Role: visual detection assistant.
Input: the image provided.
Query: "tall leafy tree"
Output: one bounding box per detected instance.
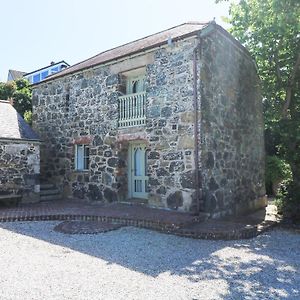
[0,81,16,99]
[218,0,300,213]
[0,78,32,123]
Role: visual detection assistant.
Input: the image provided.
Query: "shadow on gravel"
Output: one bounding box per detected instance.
[0,222,299,299]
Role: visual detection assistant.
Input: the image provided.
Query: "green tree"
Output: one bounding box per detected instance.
[0,81,16,99]
[218,0,300,215]
[0,78,32,123]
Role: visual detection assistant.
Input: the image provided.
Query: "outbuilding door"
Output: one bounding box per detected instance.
[128,142,148,199]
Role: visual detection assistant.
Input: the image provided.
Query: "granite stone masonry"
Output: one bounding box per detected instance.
[199,30,266,217]
[0,100,40,203]
[0,141,40,203]
[32,22,266,217]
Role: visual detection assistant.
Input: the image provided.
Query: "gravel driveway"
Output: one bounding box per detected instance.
[0,222,299,300]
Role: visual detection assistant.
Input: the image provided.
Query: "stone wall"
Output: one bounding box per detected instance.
[0,140,40,203]
[32,27,266,216]
[199,29,266,217]
[32,37,198,211]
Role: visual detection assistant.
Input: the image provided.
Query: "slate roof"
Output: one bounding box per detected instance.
[38,22,209,84]
[8,69,27,81]
[0,100,40,141]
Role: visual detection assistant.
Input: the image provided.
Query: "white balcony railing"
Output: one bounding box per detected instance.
[118,92,146,128]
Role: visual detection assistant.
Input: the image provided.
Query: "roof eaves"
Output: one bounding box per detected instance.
[32,24,208,87]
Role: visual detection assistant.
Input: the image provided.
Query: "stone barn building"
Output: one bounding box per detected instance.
[32,22,266,217]
[0,100,40,203]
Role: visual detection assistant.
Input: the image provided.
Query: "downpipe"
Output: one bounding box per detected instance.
[193,44,201,214]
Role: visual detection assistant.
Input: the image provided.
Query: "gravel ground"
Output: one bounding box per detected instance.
[0,222,299,300]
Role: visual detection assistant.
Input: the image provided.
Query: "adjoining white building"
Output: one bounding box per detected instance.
[7,61,70,84]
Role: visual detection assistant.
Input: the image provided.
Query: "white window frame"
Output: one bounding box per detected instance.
[26,76,33,83]
[75,144,89,171]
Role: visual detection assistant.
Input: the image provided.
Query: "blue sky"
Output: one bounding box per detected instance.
[0,0,230,82]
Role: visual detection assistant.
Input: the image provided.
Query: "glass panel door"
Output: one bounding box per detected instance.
[128,143,148,199]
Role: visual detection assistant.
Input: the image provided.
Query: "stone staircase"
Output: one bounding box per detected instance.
[40,183,62,202]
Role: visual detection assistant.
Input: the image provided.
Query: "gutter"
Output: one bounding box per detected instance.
[192,22,216,214]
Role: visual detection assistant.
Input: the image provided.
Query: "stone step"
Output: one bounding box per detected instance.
[40,194,62,202]
[40,183,55,190]
[40,189,60,196]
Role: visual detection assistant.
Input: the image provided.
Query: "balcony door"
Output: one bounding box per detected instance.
[126,75,145,94]
[128,142,148,199]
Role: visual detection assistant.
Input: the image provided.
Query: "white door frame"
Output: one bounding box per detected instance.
[128,142,148,199]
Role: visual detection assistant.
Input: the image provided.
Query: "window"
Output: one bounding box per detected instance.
[33,73,40,83]
[41,71,48,80]
[65,93,70,112]
[51,66,59,74]
[75,145,89,171]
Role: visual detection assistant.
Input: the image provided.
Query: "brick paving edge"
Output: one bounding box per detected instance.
[0,214,278,240]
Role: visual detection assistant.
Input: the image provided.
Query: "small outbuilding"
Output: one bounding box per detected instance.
[0,100,40,203]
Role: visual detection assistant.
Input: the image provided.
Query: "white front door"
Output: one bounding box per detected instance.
[128,143,148,199]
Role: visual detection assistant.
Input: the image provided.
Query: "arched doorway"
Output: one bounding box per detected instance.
[128,142,148,199]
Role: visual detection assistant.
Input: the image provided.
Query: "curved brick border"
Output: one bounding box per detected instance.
[0,213,278,240]
[54,221,124,234]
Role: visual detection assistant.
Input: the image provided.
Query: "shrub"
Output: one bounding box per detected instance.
[24,110,32,125]
[265,155,292,196]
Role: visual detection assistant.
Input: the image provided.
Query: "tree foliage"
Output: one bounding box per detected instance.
[0,78,32,123]
[265,155,292,195]
[218,0,300,215]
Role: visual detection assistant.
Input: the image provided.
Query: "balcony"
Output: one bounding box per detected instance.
[118,92,146,128]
